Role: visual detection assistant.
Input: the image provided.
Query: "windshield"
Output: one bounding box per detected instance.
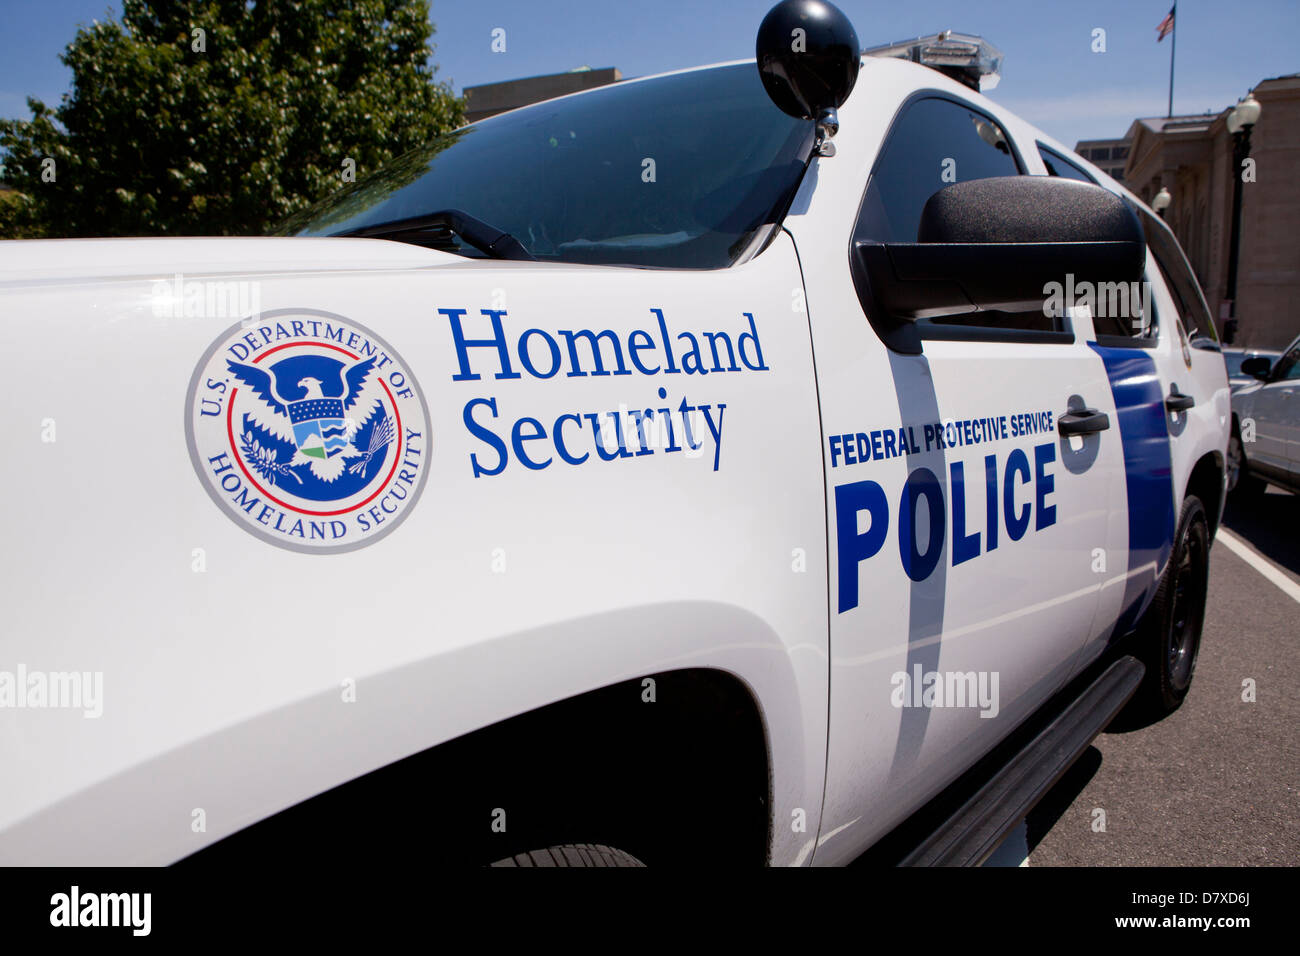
[280,63,813,268]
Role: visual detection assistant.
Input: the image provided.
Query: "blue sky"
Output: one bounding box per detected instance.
[0,0,1294,146]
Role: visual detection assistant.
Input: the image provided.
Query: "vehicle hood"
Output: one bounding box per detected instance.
[0,236,473,285]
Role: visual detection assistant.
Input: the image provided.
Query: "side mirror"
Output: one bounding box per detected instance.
[853,177,1146,322]
[1240,356,1272,380]
[756,0,859,152]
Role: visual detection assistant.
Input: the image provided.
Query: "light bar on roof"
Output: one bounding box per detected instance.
[863,31,1004,92]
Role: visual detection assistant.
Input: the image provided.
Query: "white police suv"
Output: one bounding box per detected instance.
[0,1,1230,867]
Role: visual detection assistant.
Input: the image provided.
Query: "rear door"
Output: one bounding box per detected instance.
[1036,145,1229,663]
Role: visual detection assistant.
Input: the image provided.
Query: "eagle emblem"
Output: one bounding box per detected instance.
[186,311,431,554]
[227,354,393,484]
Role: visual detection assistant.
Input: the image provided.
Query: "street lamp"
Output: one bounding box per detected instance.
[1224,93,1262,343]
[1152,187,1172,218]
[1226,93,1262,135]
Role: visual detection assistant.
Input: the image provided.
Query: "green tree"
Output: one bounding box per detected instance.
[0,0,463,238]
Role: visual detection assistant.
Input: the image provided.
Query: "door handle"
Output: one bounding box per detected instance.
[1165,388,1195,412]
[1058,408,1110,436]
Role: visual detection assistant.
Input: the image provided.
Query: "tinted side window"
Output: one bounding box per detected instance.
[1032,159,1155,343]
[853,97,1058,339]
[1051,162,1156,342]
[1089,282,1158,341]
[1273,345,1300,381]
[1038,145,1094,184]
[1135,204,1219,343]
[856,96,1022,243]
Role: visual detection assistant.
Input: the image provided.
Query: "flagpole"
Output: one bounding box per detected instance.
[1168,5,1176,118]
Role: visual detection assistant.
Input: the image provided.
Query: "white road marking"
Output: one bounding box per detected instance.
[1215,528,1300,604]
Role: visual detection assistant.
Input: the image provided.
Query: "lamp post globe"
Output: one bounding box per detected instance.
[1230,93,1262,133]
[1152,187,1172,217]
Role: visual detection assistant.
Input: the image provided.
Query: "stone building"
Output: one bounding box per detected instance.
[463,67,622,124]
[1074,137,1130,184]
[1120,75,1300,350]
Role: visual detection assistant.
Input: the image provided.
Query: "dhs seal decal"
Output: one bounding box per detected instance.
[186,310,430,553]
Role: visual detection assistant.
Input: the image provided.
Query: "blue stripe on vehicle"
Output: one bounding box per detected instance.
[1088,344,1176,640]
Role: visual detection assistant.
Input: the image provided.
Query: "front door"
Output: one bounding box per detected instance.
[800,92,1123,862]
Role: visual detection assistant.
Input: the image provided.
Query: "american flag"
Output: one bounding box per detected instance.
[1157,4,1176,42]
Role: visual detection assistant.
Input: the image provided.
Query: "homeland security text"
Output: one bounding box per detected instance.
[441,307,769,476]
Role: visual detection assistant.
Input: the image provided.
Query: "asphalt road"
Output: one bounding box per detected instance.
[1018,484,1299,866]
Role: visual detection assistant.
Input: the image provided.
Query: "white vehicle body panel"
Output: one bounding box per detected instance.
[0,234,828,864]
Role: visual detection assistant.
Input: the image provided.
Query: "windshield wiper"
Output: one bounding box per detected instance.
[337,209,535,261]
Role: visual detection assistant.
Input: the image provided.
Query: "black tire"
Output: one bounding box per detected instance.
[1228,424,1266,496]
[489,843,646,867]
[1124,494,1210,718]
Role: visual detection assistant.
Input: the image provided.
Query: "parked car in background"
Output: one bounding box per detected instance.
[1223,347,1282,393]
[1229,334,1300,494]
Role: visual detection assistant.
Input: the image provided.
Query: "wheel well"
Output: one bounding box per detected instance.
[1187,450,1224,537]
[177,668,771,867]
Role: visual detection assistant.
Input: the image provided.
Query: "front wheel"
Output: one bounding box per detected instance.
[1125,494,1210,718]
[490,844,646,867]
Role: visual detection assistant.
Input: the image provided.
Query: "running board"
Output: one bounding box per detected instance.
[899,655,1145,867]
